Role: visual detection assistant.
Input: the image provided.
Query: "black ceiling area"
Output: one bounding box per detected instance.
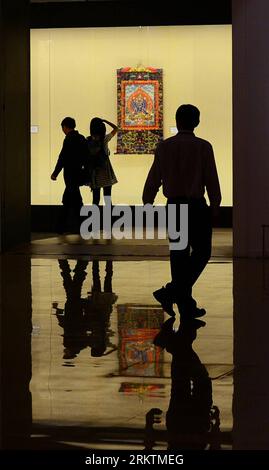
[30,0,232,29]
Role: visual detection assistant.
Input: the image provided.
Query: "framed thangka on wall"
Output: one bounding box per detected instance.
[116,67,163,154]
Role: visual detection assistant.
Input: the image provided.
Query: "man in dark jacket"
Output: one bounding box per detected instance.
[51,117,89,233]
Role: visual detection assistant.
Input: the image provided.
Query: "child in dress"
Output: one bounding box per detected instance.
[87,117,118,205]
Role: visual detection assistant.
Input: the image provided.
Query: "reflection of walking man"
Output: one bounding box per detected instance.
[55,259,89,359]
[149,318,221,450]
[143,105,221,318]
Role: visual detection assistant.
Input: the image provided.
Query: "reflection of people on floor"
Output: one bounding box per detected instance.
[88,260,118,356]
[144,318,221,450]
[52,260,117,359]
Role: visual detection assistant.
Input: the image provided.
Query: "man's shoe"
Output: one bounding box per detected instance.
[153,318,175,348]
[193,318,206,328]
[180,317,206,328]
[192,307,206,318]
[153,287,176,317]
[179,303,206,319]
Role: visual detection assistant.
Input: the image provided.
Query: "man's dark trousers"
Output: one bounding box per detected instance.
[58,185,83,233]
[166,197,212,312]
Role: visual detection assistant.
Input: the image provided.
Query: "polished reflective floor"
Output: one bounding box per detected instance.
[2,230,269,451]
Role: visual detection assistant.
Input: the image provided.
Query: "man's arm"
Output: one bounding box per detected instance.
[204,143,222,210]
[51,144,65,180]
[142,150,162,204]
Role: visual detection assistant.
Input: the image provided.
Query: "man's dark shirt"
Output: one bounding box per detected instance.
[52,130,89,186]
[143,131,221,208]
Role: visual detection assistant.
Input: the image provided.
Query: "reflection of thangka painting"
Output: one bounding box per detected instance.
[117,67,163,154]
[119,383,165,398]
[117,304,164,378]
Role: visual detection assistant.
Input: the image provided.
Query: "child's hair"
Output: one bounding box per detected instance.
[90,117,106,140]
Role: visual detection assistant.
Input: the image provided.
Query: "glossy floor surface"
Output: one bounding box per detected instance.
[1,230,269,450]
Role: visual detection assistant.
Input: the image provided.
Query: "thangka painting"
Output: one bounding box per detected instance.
[117,303,164,377]
[117,67,163,154]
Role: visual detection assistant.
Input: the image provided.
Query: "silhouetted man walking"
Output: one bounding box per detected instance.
[51,117,89,233]
[143,105,221,318]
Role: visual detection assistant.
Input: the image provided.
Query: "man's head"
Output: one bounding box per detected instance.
[90,117,106,140]
[175,104,200,131]
[61,117,76,135]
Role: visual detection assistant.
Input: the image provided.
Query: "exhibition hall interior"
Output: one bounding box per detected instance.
[1,0,269,453]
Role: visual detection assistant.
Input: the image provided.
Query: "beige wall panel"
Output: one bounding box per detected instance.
[31,25,232,206]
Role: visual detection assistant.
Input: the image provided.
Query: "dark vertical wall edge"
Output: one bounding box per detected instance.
[0,254,32,449]
[0,1,4,252]
[0,0,30,251]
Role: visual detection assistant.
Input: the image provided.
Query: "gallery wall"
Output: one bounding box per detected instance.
[31,25,232,206]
